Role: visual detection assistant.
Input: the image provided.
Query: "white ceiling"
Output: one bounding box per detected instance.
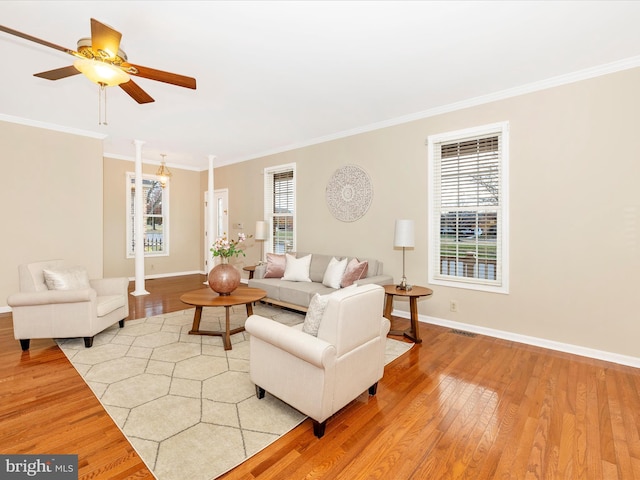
[1,1,640,171]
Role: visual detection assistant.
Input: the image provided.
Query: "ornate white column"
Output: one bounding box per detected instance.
[131,140,149,296]
[206,155,216,275]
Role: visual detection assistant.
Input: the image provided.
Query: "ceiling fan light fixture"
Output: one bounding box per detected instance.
[73,58,129,86]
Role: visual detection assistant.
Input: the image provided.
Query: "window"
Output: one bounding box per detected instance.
[264,164,296,254]
[427,122,509,293]
[126,172,169,257]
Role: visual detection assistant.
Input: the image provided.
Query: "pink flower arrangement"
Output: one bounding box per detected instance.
[210,233,251,259]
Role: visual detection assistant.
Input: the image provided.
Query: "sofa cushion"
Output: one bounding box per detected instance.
[264,253,287,278]
[43,266,91,291]
[322,257,348,289]
[283,254,312,282]
[341,258,369,287]
[302,293,331,336]
[248,277,282,299]
[308,254,334,283]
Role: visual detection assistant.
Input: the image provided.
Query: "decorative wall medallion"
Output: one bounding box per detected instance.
[325,164,373,222]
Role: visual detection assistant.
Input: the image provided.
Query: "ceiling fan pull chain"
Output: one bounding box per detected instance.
[98,83,108,126]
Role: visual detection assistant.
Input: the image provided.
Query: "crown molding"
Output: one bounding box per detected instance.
[229,55,640,165]
[0,113,107,139]
[103,152,202,172]
[4,56,640,169]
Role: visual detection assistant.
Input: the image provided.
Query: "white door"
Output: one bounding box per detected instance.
[204,189,229,272]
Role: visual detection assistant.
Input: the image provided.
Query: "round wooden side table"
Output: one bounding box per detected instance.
[383,284,433,343]
[243,265,256,280]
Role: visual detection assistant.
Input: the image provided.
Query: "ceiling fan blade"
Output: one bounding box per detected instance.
[125,63,197,89]
[0,24,77,56]
[34,65,81,80]
[120,79,155,104]
[90,18,122,59]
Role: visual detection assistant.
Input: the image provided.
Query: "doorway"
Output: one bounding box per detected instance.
[204,189,228,272]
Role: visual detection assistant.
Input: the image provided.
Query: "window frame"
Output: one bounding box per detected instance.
[263,163,296,255]
[126,171,170,258]
[427,122,509,294]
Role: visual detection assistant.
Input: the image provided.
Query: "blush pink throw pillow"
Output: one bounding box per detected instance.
[264,253,287,278]
[340,258,368,287]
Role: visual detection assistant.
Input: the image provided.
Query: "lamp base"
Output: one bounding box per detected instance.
[396,277,412,291]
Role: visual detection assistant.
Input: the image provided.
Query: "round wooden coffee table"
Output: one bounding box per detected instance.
[383,284,433,343]
[180,285,266,350]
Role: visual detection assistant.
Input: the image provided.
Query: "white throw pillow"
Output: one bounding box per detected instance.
[43,266,91,290]
[302,292,330,336]
[282,253,312,282]
[322,257,348,289]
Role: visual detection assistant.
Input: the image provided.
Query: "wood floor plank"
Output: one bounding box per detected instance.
[2,274,640,480]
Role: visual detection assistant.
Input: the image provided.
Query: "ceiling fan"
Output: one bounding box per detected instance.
[0,18,197,104]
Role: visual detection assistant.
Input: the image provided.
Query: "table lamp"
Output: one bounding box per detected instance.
[394,219,414,291]
[255,221,269,264]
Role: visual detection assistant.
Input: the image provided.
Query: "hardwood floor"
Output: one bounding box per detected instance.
[2,275,639,479]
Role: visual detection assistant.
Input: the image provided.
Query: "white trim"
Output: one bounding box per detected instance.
[264,163,297,254]
[216,56,640,167]
[427,121,510,294]
[127,270,204,281]
[5,56,640,170]
[0,113,107,139]
[125,171,170,259]
[0,306,11,314]
[104,152,203,172]
[392,309,640,369]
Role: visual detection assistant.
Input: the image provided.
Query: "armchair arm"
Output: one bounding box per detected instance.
[90,277,129,296]
[7,288,96,307]
[245,315,336,368]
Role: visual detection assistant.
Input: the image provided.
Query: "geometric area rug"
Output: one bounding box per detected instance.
[57,303,413,480]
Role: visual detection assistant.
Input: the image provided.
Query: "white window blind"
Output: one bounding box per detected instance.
[428,122,509,293]
[264,164,296,254]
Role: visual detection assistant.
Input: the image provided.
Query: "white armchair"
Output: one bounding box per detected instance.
[7,260,129,350]
[245,283,390,438]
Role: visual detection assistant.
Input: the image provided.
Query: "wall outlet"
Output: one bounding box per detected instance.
[233,222,244,229]
[450,300,458,312]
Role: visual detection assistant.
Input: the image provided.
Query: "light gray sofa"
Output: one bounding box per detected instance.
[247,252,393,312]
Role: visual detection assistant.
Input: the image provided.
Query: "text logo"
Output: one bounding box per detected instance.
[1,455,78,479]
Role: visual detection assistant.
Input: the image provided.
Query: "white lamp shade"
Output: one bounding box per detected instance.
[394,219,415,247]
[255,221,269,240]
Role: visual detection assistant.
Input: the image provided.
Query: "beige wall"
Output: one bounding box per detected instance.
[213,67,640,359]
[2,67,638,360]
[0,121,104,307]
[103,156,203,278]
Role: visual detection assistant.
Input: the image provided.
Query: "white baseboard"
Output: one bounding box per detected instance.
[393,309,640,369]
[128,270,250,282]
[127,270,205,281]
[1,271,208,312]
